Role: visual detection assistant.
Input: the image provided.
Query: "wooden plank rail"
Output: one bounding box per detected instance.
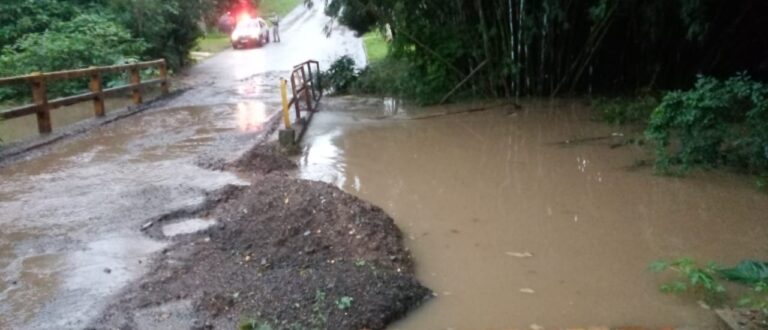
[0,59,169,134]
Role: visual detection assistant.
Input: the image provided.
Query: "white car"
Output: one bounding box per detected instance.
[231,18,270,49]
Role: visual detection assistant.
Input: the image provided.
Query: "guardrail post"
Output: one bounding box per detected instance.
[89,71,105,117]
[306,64,317,105]
[280,79,291,129]
[159,60,170,95]
[130,66,142,104]
[278,78,296,149]
[300,66,312,112]
[313,61,322,100]
[291,72,301,122]
[31,73,52,134]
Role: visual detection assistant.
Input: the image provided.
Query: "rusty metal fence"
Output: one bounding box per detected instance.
[0,59,169,134]
[280,60,322,129]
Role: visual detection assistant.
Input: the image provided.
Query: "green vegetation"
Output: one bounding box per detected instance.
[309,289,329,328]
[649,258,726,304]
[196,31,232,54]
[645,74,768,181]
[321,55,438,103]
[592,96,659,125]
[362,32,387,63]
[651,258,768,323]
[324,0,766,103]
[0,0,216,102]
[335,296,353,310]
[240,320,274,330]
[0,13,145,100]
[239,289,360,329]
[319,56,358,94]
[259,0,303,18]
[0,0,311,101]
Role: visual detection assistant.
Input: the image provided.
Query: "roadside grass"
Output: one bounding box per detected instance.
[259,0,303,18]
[362,31,388,63]
[196,31,231,54]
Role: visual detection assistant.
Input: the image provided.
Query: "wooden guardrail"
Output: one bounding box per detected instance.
[0,59,169,134]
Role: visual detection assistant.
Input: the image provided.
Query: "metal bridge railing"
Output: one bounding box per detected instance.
[280,60,322,130]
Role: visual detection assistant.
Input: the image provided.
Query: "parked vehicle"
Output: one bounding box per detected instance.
[231,17,270,49]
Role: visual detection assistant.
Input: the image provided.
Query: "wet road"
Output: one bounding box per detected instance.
[0,4,363,329]
[298,98,768,329]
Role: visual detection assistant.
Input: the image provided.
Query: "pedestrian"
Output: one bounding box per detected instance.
[270,13,281,43]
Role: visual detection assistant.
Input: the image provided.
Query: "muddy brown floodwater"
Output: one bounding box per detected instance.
[0,94,160,144]
[298,97,768,329]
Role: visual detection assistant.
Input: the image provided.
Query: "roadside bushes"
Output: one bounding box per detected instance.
[319,55,358,94]
[592,96,659,125]
[321,56,444,104]
[107,0,205,70]
[0,0,81,49]
[0,14,145,101]
[650,258,768,323]
[645,74,768,179]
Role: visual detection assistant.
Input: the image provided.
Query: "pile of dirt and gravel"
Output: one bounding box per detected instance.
[196,143,297,177]
[229,144,298,175]
[91,154,431,329]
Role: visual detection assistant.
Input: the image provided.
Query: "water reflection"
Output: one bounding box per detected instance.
[383,97,402,117]
[299,127,346,188]
[236,101,270,132]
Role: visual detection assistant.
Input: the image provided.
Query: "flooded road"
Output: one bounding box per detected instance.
[0,97,140,143]
[0,3,364,329]
[0,104,271,328]
[298,98,768,329]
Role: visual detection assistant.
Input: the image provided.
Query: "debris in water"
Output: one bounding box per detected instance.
[505,251,534,258]
[103,268,112,274]
[530,323,544,330]
[141,221,153,230]
[519,288,536,294]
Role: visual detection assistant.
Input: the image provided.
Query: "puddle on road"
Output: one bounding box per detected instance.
[0,102,276,329]
[298,98,768,329]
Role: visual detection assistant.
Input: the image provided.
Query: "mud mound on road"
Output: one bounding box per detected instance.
[92,174,431,330]
[196,143,297,176]
[229,143,297,175]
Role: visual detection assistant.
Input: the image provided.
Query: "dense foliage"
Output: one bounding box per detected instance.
[325,0,768,102]
[0,0,251,102]
[319,56,358,94]
[651,258,768,322]
[0,0,209,72]
[0,10,147,100]
[645,75,768,177]
[592,96,659,125]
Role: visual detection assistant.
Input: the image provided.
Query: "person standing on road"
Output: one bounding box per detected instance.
[270,13,281,43]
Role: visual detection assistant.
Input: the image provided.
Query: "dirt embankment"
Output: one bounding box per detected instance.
[91,145,431,329]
